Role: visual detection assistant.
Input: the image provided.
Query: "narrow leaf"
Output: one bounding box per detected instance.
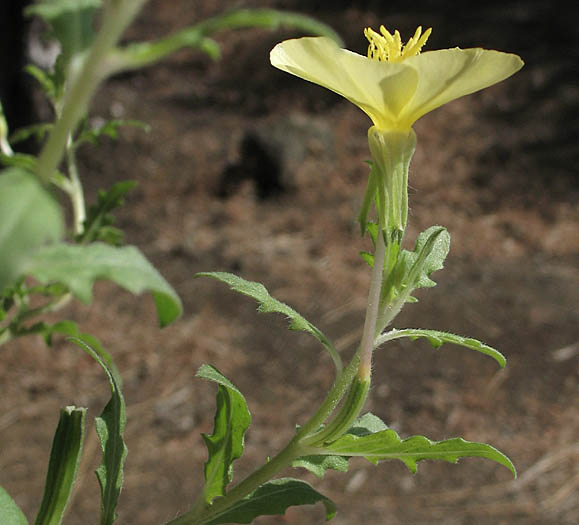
[196,272,341,372]
[322,430,516,477]
[69,337,127,524]
[205,478,336,524]
[0,169,63,293]
[109,8,342,72]
[27,242,182,327]
[0,486,28,525]
[376,328,506,368]
[196,365,251,504]
[35,406,86,525]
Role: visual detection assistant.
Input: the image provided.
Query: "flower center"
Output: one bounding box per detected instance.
[364,26,432,63]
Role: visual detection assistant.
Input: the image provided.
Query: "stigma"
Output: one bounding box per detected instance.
[364,26,432,62]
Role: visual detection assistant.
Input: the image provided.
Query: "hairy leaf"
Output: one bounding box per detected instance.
[197,365,251,504]
[321,430,516,477]
[0,486,28,525]
[294,413,388,478]
[70,336,127,524]
[196,272,341,371]
[377,328,506,368]
[35,406,86,525]
[0,169,63,293]
[27,242,182,327]
[205,478,336,524]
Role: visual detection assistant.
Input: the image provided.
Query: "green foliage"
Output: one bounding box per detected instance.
[70,336,127,525]
[0,486,28,525]
[9,122,54,146]
[204,478,336,524]
[109,8,343,72]
[196,272,341,371]
[34,406,86,525]
[26,242,182,327]
[197,365,251,505]
[0,169,63,293]
[294,413,387,478]
[78,181,137,245]
[377,328,506,368]
[74,119,150,148]
[322,430,516,477]
[26,0,102,65]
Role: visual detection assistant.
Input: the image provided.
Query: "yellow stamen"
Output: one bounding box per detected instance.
[365,25,432,63]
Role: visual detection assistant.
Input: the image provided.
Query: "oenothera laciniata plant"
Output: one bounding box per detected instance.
[173,26,523,523]
[0,1,343,524]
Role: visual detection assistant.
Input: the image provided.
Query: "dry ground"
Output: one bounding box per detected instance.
[1,1,578,524]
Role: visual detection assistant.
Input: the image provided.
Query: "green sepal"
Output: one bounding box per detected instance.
[0,169,63,293]
[26,242,182,327]
[377,328,506,368]
[203,478,336,523]
[196,365,251,505]
[196,272,341,372]
[0,486,28,525]
[322,430,516,477]
[69,335,127,524]
[34,406,86,525]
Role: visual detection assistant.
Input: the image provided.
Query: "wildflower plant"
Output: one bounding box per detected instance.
[0,1,523,523]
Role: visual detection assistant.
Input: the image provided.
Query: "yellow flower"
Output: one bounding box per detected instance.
[270,27,523,132]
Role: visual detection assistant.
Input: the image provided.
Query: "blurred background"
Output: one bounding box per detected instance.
[1,1,578,523]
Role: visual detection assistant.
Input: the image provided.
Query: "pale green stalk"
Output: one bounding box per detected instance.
[37,0,150,184]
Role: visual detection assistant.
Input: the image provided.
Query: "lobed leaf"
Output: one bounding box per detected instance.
[196,365,251,504]
[321,430,516,477]
[376,328,506,368]
[26,242,182,327]
[204,478,336,524]
[70,336,127,525]
[196,272,341,371]
[0,486,28,525]
[35,406,86,525]
[0,169,63,293]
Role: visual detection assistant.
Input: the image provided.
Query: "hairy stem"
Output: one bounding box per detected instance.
[358,230,386,379]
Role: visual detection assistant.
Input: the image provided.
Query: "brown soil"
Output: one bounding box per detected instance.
[1,2,578,524]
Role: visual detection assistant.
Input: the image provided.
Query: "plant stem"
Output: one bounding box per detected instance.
[36,0,149,184]
[357,230,386,379]
[66,140,86,235]
[168,437,304,525]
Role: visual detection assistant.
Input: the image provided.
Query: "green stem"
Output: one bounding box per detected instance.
[357,230,386,379]
[168,437,305,525]
[36,0,149,184]
[66,140,86,235]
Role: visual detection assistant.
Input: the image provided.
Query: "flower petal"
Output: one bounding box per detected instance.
[270,37,419,129]
[402,48,524,127]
